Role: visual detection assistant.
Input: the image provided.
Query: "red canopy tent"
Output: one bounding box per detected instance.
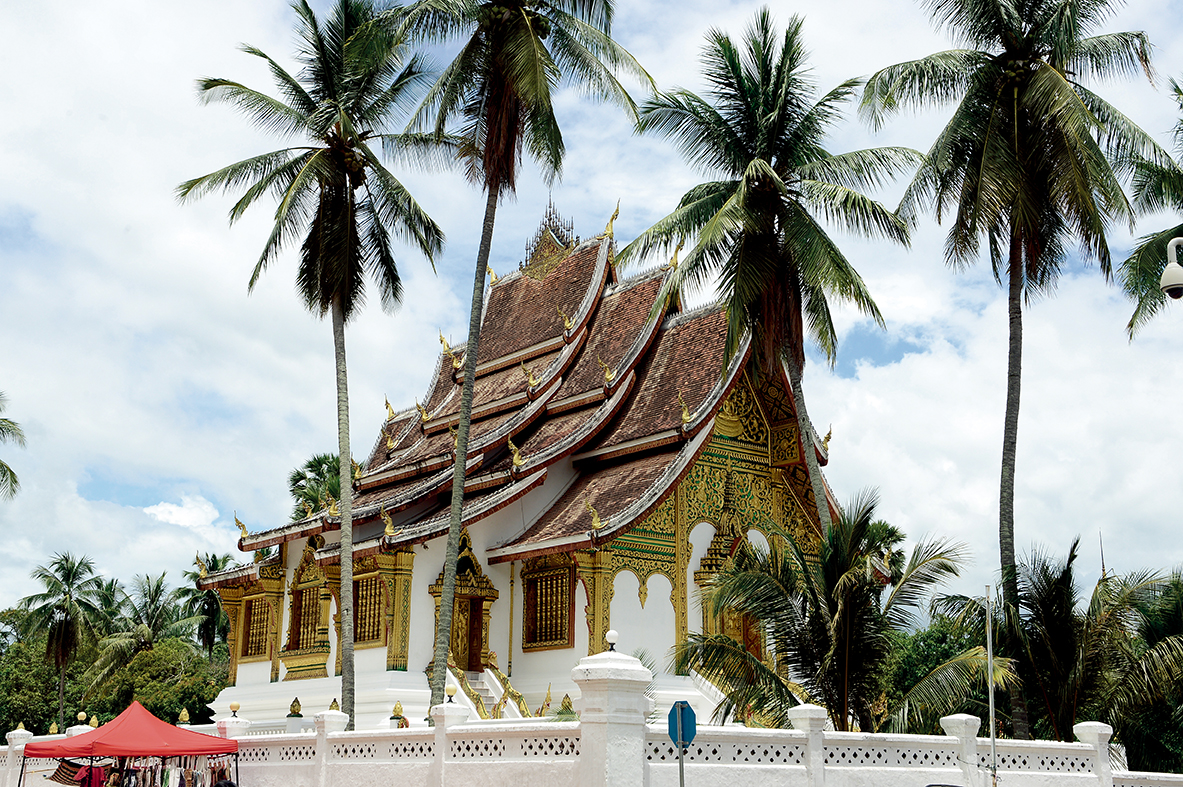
[24,702,238,757]
[21,702,238,787]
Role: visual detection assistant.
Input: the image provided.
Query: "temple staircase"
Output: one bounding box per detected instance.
[466,672,497,712]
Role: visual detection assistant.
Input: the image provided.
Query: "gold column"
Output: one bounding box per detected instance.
[385,549,414,671]
[507,561,514,677]
[221,589,244,686]
[575,549,613,655]
[674,486,689,651]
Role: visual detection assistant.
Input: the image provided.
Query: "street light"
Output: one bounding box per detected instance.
[1159,238,1183,299]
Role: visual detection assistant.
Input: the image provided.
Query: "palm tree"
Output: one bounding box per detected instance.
[676,489,976,731]
[18,552,103,729]
[619,9,918,534]
[86,573,198,693]
[392,0,650,708]
[287,452,363,520]
[92,578,127,639]
[178,0,445,726]
[178,553,236,658]
[0,391,26,500]
[861,0,1162,737]
[1119,78,1183,335]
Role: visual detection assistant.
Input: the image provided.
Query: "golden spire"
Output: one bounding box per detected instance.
[235,512,248,539]
[329,699,340,711]
[823,425,832,451]
[585,497,605,531]
[16,722,24,730]
[507,435,524,468]
[392,701,403,717]
[385,396,396,422]
[48,722,57,735]
[327,493,339,517]
[289,697,301,716]
[602,200,620,240]
[520,361,539,388]
[89,715,98,728]
[177,708,190,724]
[678,390,692,424]
[415,399,429,423]
[439,331,462,369]
[381,504,396,537]
[194,554,208,579]
[597,356,615,384]
[557,305,573,331]
[487,265,498,285]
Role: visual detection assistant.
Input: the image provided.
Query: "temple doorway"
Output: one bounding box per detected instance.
[429,530,499,673]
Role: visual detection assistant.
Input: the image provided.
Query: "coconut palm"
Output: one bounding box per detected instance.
[619,9,918,534]
[18,552,104,729]
[0,391,25,500]
[675,489,978,731]
[178,553,236,658]
[1119,78,1183,335]
[861,0,1162,737]
[392,0,650,708]
[92,578,127,639]
[177,0,445,726]
[86,573,199,694]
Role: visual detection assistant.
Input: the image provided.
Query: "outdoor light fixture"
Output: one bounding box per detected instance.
[1159,238,1183,299]
[445,684,457,703]
[229,702,240,718]
[605,629,619,652]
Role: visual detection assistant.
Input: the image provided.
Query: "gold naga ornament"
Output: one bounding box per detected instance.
[534,684,552,717]
[385,396,396,422]
[194,554,208,579]
[301,500,314,517]
[585,497,606,531]
[415,399,429,423]
[677,390,692,424]
[599,200,620,240]
[234,513,249,539]
[439,331,462,370]
[448,424,459,449]
[557,305,573,331]
[520,361,539,388]
[326,493,340,517]
[596,356,615,384]
[507,435,524,469]
[386,425,396,450]
[487,265,498,285]
[381,504,399,538]
[662,238,685,271]
[823,425,832,451]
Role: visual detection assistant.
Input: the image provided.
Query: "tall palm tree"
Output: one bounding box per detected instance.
[178,553,236,658]
[619,9,918,534]
[92,578,127,639]
[18,552,103,729]
[393,0,650,708]
[1119,78,1183,335]
[0,391,25,500]
[86,573,199,694]
[861,0,1161,737]
[178,0,445,727]
[675,489,976,731]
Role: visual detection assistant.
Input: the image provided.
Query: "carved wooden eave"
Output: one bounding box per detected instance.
[196,556,281,590]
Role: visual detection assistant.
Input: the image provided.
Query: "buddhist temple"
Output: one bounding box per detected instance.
[198,206,836,727]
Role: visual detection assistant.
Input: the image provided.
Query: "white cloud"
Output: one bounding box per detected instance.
[143,495,219,531]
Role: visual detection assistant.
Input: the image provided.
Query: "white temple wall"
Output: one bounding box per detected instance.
[503,577,588,705]
[405,537,442,672]
[610,570,676,674]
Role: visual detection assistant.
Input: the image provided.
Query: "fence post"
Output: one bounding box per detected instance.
[5,727,33,787]
[571,646,652,787]
[313,710,347,787]
[1074,722,1113,787]
[940,714,982,787]
[788,704,828,787]
[430,702,469,787]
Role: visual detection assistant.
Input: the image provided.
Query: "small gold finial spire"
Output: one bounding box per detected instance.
[89,715,98,728]
[392,701,403,717]
[415,399,429,423]
[235,512,248,539]
[487,265,498,284]
[329,698,340,711]
[195,554,208,578]
[381,504,395,537]
[48,722,58,734]
[327,494,339,517]
[16,722,24,730]
[585,497,604,530]
[597,356,615,384]
[822,425,832,451]
[557,305,573,331]
[385,396,396,422]
[507,435,524,468]
[602,200,620,239]
[678,390,691,424]
[177,707,190,724]
[289,697,301,716]
[520,361,539,388]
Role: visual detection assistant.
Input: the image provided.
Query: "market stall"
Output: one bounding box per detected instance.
[20,703,238,787]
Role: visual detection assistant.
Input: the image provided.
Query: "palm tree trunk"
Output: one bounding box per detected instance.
[331,296,356,731]
[430,187,500,710]
[999,240,1031,739]
[58,667,66,730]
[786,357,833,533]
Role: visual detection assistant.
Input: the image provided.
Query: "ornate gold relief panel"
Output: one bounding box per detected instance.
[281,537,331,681]
[521,553,574,651]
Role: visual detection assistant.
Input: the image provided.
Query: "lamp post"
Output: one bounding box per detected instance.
[1158,238,1183,299]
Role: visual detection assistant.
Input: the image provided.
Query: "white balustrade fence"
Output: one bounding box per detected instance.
[4,651,1183,787]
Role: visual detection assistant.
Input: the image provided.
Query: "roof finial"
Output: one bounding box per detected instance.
[449,423,459,449]
[386,426,396,450]
[822,425,832,451]
[381,504,396,537]
[415,399,429,423]
[557,305,573,331]
[195,554,208,578]
[664,238,685,271]
[520,361,539,388]
[585,497,606,531]
[677,390,692,424]
[487,265,498,285]
[326,493,339,517]
[439,331,462,370]
[597,356,615,384]
[601,200,620,239]
[507,435,524,469]
[385,396,396,422]
[235,512,248,540]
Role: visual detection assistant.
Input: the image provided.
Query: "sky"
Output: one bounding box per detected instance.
[2,0,1183,615]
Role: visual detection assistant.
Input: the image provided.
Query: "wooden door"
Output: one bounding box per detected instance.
[466,598,483,671]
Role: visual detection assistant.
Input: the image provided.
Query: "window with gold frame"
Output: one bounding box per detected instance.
[242,597,269,658]
[521,564,573,651]
[352,574,384,644]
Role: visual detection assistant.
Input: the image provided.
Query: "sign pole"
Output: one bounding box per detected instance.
[677,704,685,787]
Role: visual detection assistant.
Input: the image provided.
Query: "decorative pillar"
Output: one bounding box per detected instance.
[575,549,613,655]
[221,590,244,686]
[788,704,828,787]
[571,643,652,787]
[941,713,982,787]
[1074,722,1114,787]
[217,706,251,740]
[314,708,348,787]
[673,487,689,651]
[431,702,470,787]
[385,549,414,671]
[6,726,33,787]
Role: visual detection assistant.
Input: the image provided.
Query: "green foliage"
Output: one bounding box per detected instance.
[879,617,985,733]
[0,630,95,734]
[179,554,235,658]
[0,390,25,500]
[92,638,226,725]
